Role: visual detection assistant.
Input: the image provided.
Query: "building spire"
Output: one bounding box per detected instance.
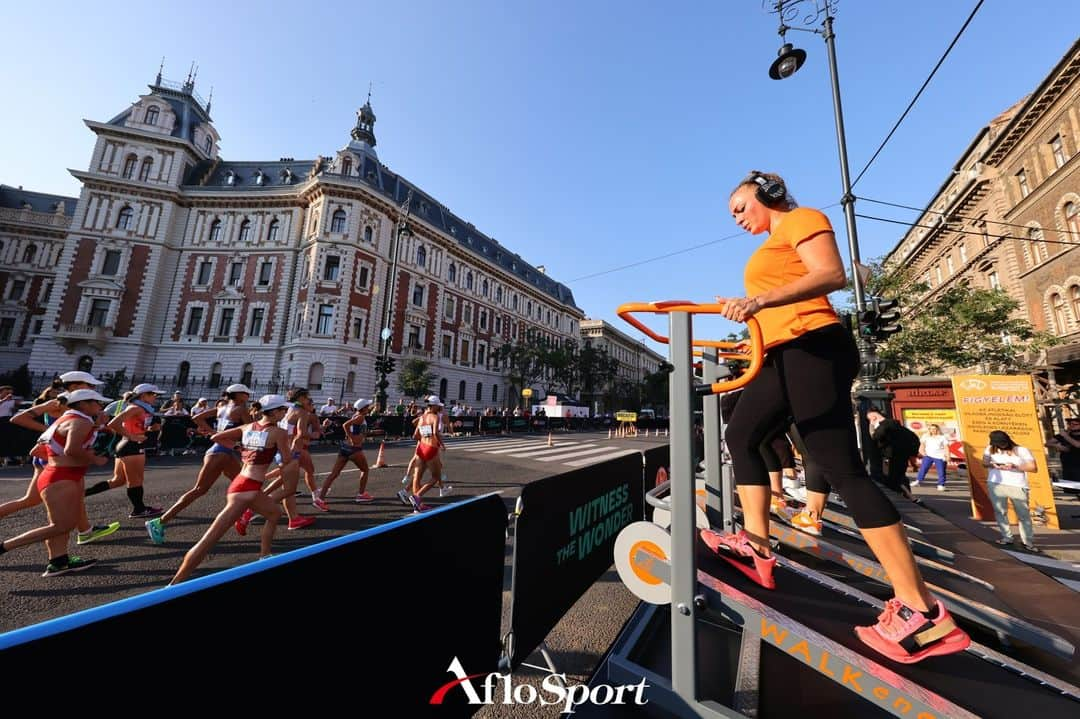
[156,57,164,85]
[206,85,213,114]
[350,91,377,149]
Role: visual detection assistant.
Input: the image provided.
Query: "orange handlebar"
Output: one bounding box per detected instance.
[616,300,764,395]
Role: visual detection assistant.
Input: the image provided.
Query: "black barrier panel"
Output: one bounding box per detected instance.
[642,445,671,523]
[509,417,529,432]
[481,417,504,433]
[373,415,406,438]
[548,417,566,430]
[509,452,644,668]
[454,417,478,433]
[0,495,507,716]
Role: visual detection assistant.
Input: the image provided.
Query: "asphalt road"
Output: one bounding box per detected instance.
[1,430,659,716]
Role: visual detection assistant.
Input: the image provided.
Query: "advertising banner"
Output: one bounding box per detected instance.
[509,453,644,668]
[900,407,965,463]
[951,375,1058,528]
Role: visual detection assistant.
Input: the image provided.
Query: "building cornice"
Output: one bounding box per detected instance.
[84,120,207,160]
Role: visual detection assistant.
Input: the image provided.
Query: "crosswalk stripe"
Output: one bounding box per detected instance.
[565,449,638,467]
[485,442,579,455]
[504,444,598,458]
[463,440,541,453]
[535,446,624,462]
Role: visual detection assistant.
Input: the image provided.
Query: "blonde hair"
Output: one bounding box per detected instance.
[731,170,798,210]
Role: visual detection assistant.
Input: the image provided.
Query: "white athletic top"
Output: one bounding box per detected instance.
[983,445,1034,489]
[921,434,950,460]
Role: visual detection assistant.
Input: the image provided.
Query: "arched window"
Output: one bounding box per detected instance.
[267,219,279,242]
[491,384,498,402]
[138,157,153,182]
[145,106,159,125]
[1066,202,1079,238]
[22,244,37,263]
[496,286,503,303]
[416,245,427,267]
[122,154,137,179]
[238,219,252,243]
[178,361,190,387]
[1071,285,1080,325]
[458,380,466,401]
[439,378,448,398]
[1051,293,1067,333]
[77,355,94,372]
[475,382,483,402]
[117,206,134,230]
[364,226,373,243]
[345,371,355,393]
[209,219,222,243]
[448,263,456,282]
[482,279,489,297]
[209,362,223,389]
[1029,226,1048,263]
[331,209,347,233]
[204,136,212,154]
[341,157,352,176]
[466,272,473,290]
[240,363,254,387]
[308,362,324,391]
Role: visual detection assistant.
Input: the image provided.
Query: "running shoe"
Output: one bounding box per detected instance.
[790,510,822,536]
[995,537,1014,546]
[769,496,795,521]
[311,496,330,512]
[855,598,970,664]
[438,484,454,497]
[129,506,164,519]
[144,517,166,545]
[42,556,97,577]
[287,515,316,530]
[410,495,433,513]
[235,508,255,536]
[354,492,374,503]
[936,485,946,492]
[700,529,776,589]
[77,522,121,545]
[396,488,412,506]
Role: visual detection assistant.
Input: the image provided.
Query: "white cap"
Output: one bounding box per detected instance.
[132,383,162,395]
[258,394,289,412]
[426,395,444,407]
[353,398,374,411]
[196,397,208,404]
[58,371,103,386]
[64,389,111,405]
[225,383,252,395]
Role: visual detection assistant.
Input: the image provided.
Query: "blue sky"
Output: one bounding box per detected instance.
[2,1,1074,353]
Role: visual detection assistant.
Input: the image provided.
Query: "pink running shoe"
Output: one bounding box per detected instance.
[287,515,317,531]
[700,529,777,589]
[855,598,971,664]
[354,492,374,503]
[235,508,254,536]
[311,495,330,512]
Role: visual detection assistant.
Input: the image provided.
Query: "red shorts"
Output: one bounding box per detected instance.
[227,476,264,494]
[36,465,88,491]
[416,443,439,462]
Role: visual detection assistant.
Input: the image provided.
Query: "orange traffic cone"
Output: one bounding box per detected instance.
[547,431,554,448]
[607,428,612,440]
[373,440,388,468]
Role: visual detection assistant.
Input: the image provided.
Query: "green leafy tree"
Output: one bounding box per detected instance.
[101,367,129,401]
[0,364,32,397]
[642,362,672,409]
[395,358,435,400]
[849,259,1059,378]
[492,333,547,406]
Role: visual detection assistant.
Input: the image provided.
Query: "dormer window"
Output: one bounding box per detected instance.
[145,105,159,125]
[280,168,293,184]
[117,207,134,230]
[342,157,352,176]
[225,170,236,186]
[204,136,212,155]
[254,170,265,186]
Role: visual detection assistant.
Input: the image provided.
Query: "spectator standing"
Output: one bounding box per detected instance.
[914,424,949,491]
[1,385,17,465]
[163,397,189,416]
[1046,417,1080,484]
[983,430,1039,552]
[867,409,921,501]
[318,398,337,417]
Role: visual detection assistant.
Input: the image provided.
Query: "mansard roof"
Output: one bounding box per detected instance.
[0,184,77,216]
[180,155,578,309]
[107,81,213,145]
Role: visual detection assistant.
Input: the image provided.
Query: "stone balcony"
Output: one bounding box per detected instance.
[0,207,71,229]
[400,343,433,361]
[55,323,112,352]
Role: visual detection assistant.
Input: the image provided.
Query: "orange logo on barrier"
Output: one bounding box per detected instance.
[630,541,666,585]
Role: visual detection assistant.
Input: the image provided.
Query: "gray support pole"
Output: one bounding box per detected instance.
[668,311,699,703]
[700,348,726,530]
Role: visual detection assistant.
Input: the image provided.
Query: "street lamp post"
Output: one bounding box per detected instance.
[374,189,413,411]
[764,0,891,456]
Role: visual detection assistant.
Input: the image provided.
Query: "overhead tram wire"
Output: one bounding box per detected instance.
[860,196,1080,240]
[856,212,1080,249]
[568,202,842,284]
[849,0,985,190]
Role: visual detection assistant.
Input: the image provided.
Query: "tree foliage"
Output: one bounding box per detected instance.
[396,358,436,400]
[849,259,1059,378]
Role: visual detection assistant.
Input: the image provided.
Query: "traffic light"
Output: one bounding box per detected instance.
[384,356,396,374]
[857,309,878,339]
[871,297,902,340]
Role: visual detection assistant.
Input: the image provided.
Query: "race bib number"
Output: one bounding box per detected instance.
[419,424,434,438]
[243,429,269,449]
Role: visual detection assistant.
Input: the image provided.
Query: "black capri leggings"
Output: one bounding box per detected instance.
[726,323,900,529]
[759,428,795,473]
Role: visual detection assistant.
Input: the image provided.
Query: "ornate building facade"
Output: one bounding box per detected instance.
[579,318,666,413]
[1,72,583,406]
[883,39,1080,384]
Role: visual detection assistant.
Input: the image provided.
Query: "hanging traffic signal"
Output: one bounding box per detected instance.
[384,356,396,374]
[872,297,902,340]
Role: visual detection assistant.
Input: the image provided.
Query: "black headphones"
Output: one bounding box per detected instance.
[752,174,787,207]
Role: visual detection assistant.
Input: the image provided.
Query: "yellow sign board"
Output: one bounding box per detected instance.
[521,388,533,398]
[615,411,637,423]
[951,375,1058,529]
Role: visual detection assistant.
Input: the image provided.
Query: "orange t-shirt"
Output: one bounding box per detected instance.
[744,207,839,350]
